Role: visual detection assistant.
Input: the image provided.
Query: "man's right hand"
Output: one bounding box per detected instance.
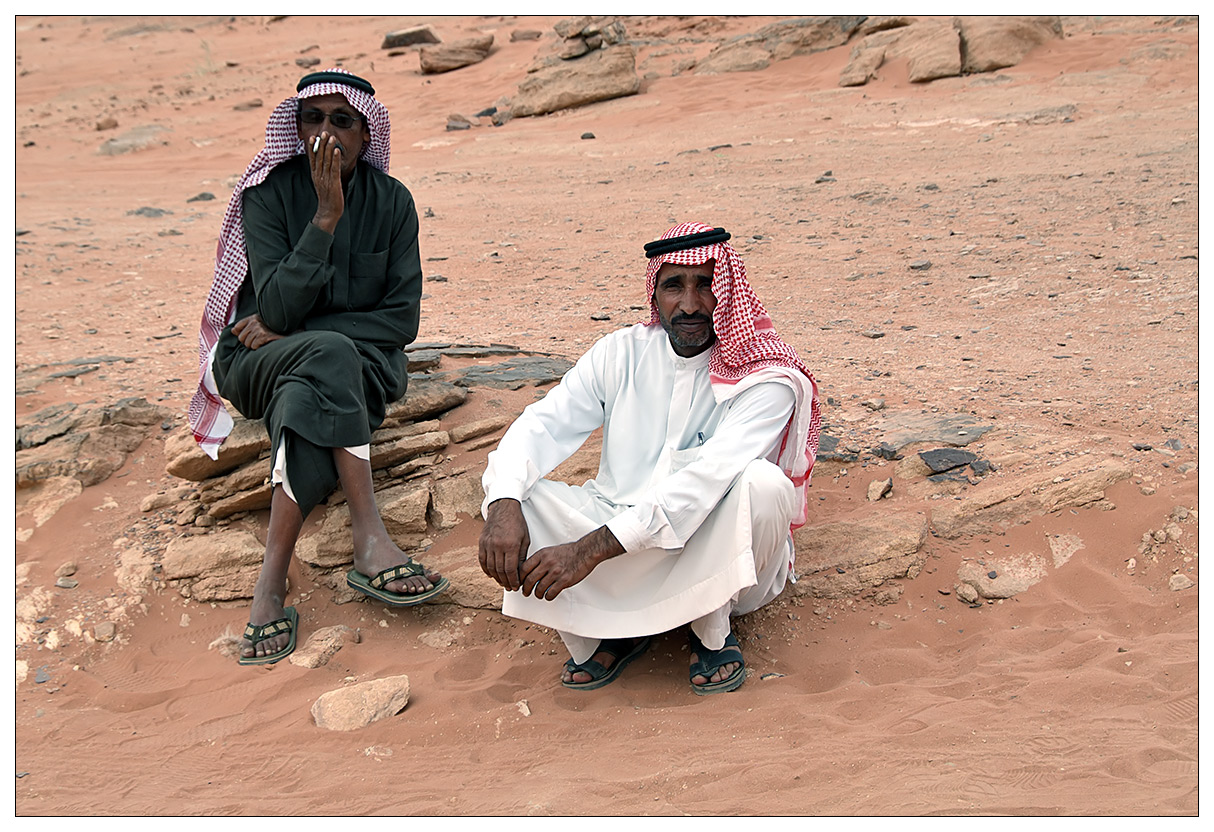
[478,498,530,591]
[231,314,285,350]
[307,130,344,234]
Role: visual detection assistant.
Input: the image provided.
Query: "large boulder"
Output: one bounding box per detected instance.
[695,16,865,75]
[956,16,1063,73]
[511,44,640,117]
[164,417,270,482]
[792,512,930,599]
[930,459,1131,539]
[905,20,962,82]
[419,34,494,74]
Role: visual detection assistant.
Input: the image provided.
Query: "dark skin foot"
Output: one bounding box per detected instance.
[352,533,443,596]
[690,644,742,686]
[241,579,290,661]
[561,637,646,685]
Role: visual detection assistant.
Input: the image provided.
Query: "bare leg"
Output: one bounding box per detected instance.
[335,448,442,595]
[241,485,304,660]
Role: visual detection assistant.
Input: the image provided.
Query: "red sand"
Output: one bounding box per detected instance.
[13,15,1198,815]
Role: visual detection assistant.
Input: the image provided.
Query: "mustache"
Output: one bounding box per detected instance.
[671,313,711,325]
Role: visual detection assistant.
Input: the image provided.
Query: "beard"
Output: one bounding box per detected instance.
[657,305,716,355]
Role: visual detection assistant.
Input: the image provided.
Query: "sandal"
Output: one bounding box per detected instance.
[346,561,449,607]
[238,606,298,666]
[689,630,746,695]
[562,636,652,691]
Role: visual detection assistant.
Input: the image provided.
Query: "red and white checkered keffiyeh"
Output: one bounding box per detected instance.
[187,68,392,459]
[644,221,823,530]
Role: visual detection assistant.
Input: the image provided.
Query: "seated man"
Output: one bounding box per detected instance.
[478,222,821,694]
[188,69,447,666]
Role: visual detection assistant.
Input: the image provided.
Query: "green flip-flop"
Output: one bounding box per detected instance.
[346,560,449,607]
[562,636,652,691]
[238,606,298,666]
[689,630,746,695]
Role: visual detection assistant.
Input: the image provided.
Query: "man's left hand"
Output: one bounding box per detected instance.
[232,313,285,350]
[520,526,624,601]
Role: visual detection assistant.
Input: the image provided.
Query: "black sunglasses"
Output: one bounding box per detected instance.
[298,108,362,130]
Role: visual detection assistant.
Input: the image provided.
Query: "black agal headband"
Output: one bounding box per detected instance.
[643,227,731,258]
[297,70,376,96]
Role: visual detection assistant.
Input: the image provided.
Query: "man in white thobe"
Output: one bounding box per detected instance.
[478,222,821,694]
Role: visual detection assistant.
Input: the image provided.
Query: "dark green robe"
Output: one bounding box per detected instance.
[212,155,422,515]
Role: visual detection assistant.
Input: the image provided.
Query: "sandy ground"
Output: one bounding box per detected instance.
[12,15,1200,816]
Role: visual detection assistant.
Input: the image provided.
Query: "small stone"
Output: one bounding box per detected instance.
[1131,442,1153,451]
[581,132,596,140]
[95,117,118,131]
[867,478,892,501]
[179,614,191,627]
[589,312,611,321]
[516,700,531,717]
[55,577,79,589]
[55,562,78,578]
[955,583,979,604]
[186,192,215,203]
[861,330,885,339]
[94,621,117,642]
[232,99,263,111]
[987,570,998,579]
[35,667,51,684]
[1168,574,1194,592]
[860,398,886,411]
[909,260,932,270]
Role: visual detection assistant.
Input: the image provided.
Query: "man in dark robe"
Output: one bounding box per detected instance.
[188,69,447,665]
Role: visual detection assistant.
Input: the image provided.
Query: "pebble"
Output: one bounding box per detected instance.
[581,132,596,140]
[55,577,79,589]
[55,562,78,578]
[909,260,932,270]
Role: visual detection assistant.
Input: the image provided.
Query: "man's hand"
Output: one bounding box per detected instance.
[520,526,625,601]
[231,314,285,350]
[478,499,530,591]
[307,131,344,234]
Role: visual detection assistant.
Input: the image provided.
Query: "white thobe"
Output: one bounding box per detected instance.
[482,323,798,664]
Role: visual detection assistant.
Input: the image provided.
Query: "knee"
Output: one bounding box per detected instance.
[739,459,795,525]
[301,331,361,372]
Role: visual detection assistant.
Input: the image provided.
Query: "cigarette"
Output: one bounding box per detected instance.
[312,136,321,153]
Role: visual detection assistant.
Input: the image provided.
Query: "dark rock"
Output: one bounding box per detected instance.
[128,206,171,218]
[817,434,858,463]
[919,448,979,474]
[295,57,321,68]
[1131,442,1153,451]
[874,442,901,461]
[581,132,596,140]
[511,29,542,42]
[187,192,215,202]
[443,355,574,390]
[909,260,932,270]
[35,667,50,684]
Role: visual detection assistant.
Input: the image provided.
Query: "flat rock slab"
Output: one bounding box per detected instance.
[919,448,979,473]
[443,356,573,389]
[874,412,995,452]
